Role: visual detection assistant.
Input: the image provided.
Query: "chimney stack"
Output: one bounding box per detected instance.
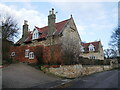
[48,8,56,37]
[22,20,28,39]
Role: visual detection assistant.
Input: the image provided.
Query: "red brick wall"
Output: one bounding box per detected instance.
[10,44,62,64]
[10,45,38,63]
[43,44,62,64]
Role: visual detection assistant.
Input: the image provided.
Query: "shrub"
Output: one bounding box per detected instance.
[2,58,13,65]
[79,56,110,65]
[34,46,44,65]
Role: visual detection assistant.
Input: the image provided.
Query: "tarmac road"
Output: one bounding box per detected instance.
[58,69,119,88]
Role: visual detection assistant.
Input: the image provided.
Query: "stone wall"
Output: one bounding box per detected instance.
[46,64,83,78]
[43,64,119,78]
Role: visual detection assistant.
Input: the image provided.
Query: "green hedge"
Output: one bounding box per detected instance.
[79,57,110,65]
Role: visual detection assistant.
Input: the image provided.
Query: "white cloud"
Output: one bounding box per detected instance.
[0,2,117,49]
[0,3,47,41]
[77,24,87,36]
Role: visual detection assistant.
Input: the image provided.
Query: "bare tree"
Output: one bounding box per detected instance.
[109,27,120,57]
[62,31,80,65]
[0,13,19,63]
[104,49,117,59]
[0,14,19,42]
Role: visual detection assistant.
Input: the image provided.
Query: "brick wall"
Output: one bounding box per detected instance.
[10,44,62,64]
[43,44,62,64]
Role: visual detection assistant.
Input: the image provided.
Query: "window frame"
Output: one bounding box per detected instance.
[89,44,95,52]
[32,29,39,40]
[29,52,34,59]
[25,49,29,58]
[11,52,15,56]
[80,46,85,52]
[89,56,96,59]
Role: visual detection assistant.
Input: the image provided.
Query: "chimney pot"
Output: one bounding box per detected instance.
[70,14,72,18]
[24,20,28,25]
[52,8,54,14]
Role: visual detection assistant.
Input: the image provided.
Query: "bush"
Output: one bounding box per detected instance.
[116,57,120,63]
[2,58,13,65]
[34,46,44,65]
[79,56,110,65]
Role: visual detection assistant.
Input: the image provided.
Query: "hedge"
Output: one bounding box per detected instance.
[79,57,110,65]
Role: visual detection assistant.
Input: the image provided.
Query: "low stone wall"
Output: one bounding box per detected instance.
[43,64,82,78]
[42,64,119,78]
[82,65,104,75]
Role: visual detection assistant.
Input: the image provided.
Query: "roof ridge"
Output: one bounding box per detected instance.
[82,41,100,44]
[35,18,70,29]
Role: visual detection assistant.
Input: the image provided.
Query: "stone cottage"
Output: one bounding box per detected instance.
[80,41,104,60]
[10,8,81,64]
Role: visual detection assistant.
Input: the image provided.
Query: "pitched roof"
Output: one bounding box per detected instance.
[81,41,100,53]
[16,19,69,44]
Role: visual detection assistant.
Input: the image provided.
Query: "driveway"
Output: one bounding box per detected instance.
[2,63,61,88]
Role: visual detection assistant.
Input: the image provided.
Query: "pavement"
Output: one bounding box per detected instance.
[2,63,64,88]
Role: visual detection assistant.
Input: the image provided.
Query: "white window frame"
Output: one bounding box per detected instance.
[89,44,95,52]
[80,46,84,52]
[25,49,29,58]
[89,56,96,59]
[32,29,39,40]
[11,52,15,56]
[29,52,34,59]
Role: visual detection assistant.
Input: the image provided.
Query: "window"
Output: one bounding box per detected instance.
[29,52,34,59]
[32,29,39,40]
[80,46,84,52]
[89,56,96,59]
[25,49,29,58]
[89,44,95,52]
[11,52,15,56]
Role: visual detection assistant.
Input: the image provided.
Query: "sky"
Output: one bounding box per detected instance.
[0,1,118,49]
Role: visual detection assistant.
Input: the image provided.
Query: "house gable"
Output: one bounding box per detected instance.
[61,16,82,44]
[81,41,100,53]
[60,16,81,58]
[80,41,104,60]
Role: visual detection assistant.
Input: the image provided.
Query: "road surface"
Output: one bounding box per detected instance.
[58,69,119,88]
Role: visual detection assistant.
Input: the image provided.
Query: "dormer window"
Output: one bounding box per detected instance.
[80,46,84,52]
[32,29,39,40]
[89,44,95,52]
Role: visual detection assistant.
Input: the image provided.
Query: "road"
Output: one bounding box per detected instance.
[56,69,119,88]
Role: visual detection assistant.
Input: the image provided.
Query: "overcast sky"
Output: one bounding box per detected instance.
[0,1,118,49]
